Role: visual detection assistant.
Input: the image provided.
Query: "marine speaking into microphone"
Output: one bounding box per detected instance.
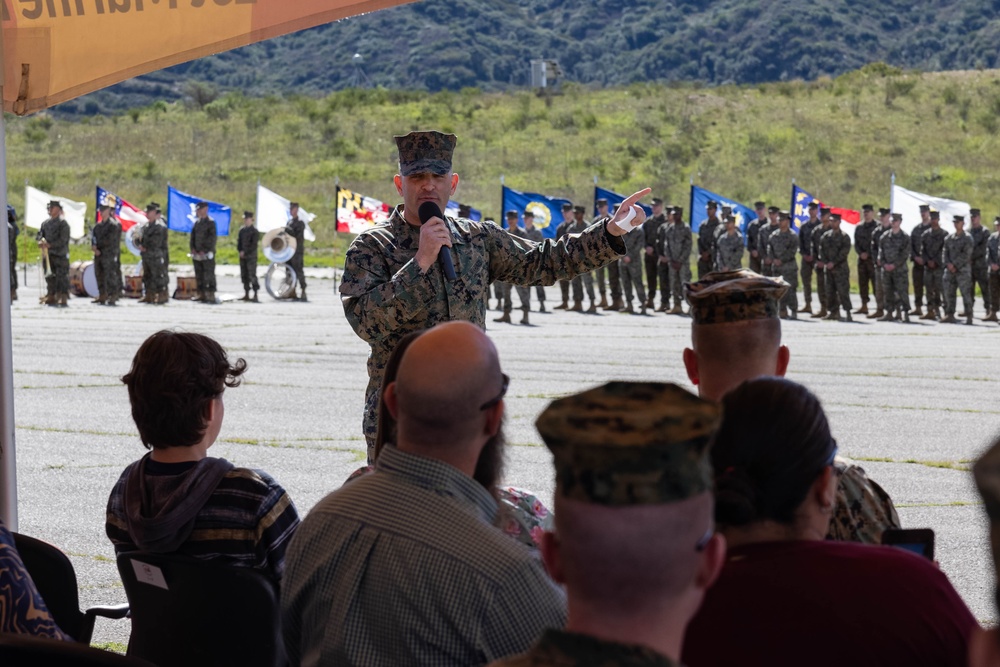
[418,201,456,280]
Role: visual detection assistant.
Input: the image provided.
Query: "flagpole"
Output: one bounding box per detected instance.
[890,172,895,212]
[0,27,18,526]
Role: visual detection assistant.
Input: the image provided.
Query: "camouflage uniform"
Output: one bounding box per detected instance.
[491,629,679,667]
[942,230,973,319]
[619,227,646,312]
[592,213,621,305]
[190,216,217,295]
[514,226,547,312]
[871,221,892,314]
[970,223,990,312]
[878,229,911,315]
[696,217,721,278]
[643,212,668,305]
[715,230,744,272]
[854,218,877,308]
[92,218,122,302]
[662,220,692,310]
[285,216,307,292]
[746,217,764,274]
[237,224,260,294]
[553,218,572,307]
[567,218,597,307]
[811,222,828,313]
[768,229,798,316]
[341,206,625,455]
[757,222,779,277]
[7,215,18,294]
[819,227,852,316]
[910,221,930,311]
[654,221,671,308]
[921,227,948,316]
[989,229,1000,317]
[142,221,169,295]
[37,215,70,299]
[798,217,821,309]
[828,458,902,543]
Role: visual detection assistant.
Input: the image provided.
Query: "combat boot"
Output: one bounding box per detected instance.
[204,291,217,304]
[823,310,839,320]
[538,302,546,313]
[159,290,170,304]
[553,300,568,310]
[92,292,106,304]
[903,310,911,323]
[644,298,655,310]
[868,308,883,319]
[854,304,868,314]
[624,302,635,314]
[941,314,958,323]
[656,303,668,312]
[959,309,969,318]
[984,311,998,322]
[520,310,530,325]
[586,301,597,314]
[966,313,974,325]
[799,304,812,314]
[493,311,512,324]
[919,310,935,320]
[844,311,853,322]
[299,288,308,302]
[812,307,828,319]
[138,292,150,303]
[607,297,624,312]
[878,312,895,322]
[912,305,923,317]
[667,305,683,315]
[240,289,251,302]
[57,292,68,307]
[569,300,584,312]
[598,295,608,309]
[252,289,259,303]
[10,289,16,301]
[640,305,648,316]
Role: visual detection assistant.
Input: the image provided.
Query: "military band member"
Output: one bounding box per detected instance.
[553,202,574,310]
[340,130,642,455]
[715,215,744,272]
[513,211,547,323]
[643,198,668,309]
[7,205,18,302]
[869,207,892,319]
[37,200,70,307]
[811,207,832,318]
[285,202,308,302]
[238,211,260,302]
[696,200,721,278]
[988,217,1000,323]
[92,204,122,305]
[593,198,621,310]
[920,211,947,321]
[854,204,877,315]
[798,201,821,314]
[911,204,932,316]
[879,213,911,322]
[941,215,974,325]
[138,202,169,304]
[969,208,991,318]
[746,201,766,274]
[661,206,692,315]
[619,213,647,315]
[820,213,853,321]
[768,213,799,319]
[567,206,599,314]
[190,201,217,304]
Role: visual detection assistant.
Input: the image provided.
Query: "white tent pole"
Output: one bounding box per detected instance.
[0,24,19,529]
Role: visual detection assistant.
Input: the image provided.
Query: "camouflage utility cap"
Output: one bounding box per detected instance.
[394,130,457,177]
[685,269,789,325]
[536,382,721,507]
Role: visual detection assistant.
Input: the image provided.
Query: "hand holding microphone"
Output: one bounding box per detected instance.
[416,202,457,280]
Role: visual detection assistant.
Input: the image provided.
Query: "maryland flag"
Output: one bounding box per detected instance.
[336,187,391,235]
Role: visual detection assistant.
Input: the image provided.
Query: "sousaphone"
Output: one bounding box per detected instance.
[261,228,298,299]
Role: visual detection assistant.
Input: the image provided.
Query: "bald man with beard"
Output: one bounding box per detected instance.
[281,321,565,667]
[680,270,901,544]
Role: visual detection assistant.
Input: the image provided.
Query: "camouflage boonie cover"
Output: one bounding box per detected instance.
[827,457,901,544]
[684,269,788,324]
[490,629,679,667]
[394,130,457,176]
[536,382,720,507]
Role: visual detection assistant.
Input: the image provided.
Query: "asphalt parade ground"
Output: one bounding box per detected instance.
[6,268,1000,647]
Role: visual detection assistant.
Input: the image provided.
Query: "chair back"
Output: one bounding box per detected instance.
[116,551,285,667]
[0,634,156,667]
[12,532,89,642]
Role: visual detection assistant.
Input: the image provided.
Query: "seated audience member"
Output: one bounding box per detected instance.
[969,435,1000,666]
[346,328,552,549]
[281,321,566,667]
[491,382,726,667]
[682,269,900,543]
[683,378,977,667]
[106,331,300,580]
[0,519,70,640]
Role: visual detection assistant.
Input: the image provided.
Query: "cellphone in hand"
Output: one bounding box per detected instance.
[881,528,935,561]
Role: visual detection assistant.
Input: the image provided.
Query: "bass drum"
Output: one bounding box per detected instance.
[69,261,99,298]
[265,262,298,299]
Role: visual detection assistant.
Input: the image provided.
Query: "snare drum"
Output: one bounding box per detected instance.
[123,274,143,299]
[69,261,99,298]
[172,275,199,300]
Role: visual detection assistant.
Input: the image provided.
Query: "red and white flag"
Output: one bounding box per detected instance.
[337,186,390,234]
[97,186,144,232]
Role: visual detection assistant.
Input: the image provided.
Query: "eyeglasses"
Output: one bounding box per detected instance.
[479,373,509,411]
[695,527,714,552]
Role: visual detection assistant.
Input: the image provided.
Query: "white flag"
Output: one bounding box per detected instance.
[891,185,970,235]
[255,184,316,242]
[24,185,88,240]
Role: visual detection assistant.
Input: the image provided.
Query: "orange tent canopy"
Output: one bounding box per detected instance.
[1,0,415,115]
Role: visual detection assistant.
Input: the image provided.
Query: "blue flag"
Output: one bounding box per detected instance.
[791,185,818,232]
[594,186,653,218]
[500,186,571,239]
[167,186,231,237]
[689,185,757,236]
[445,200,482,222]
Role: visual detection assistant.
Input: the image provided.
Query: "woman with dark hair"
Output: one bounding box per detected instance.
[683,377,977,667]
[106,331,299,580]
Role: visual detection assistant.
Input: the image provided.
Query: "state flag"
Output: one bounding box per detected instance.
[337,187,391,235]
[500,186,571,239]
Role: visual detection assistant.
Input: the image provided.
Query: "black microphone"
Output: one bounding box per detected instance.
[418,201,456,280]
